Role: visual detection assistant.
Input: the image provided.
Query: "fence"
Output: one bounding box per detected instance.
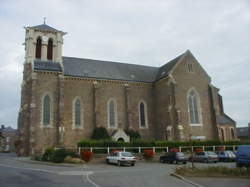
[77,145,239,154]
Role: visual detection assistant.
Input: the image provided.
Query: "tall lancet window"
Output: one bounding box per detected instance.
[74,99,81,127]
[188,89,201,124]
[139,101,148,128]
[108,99,117,128]
[47,38,53,60]
[35,37,42,59]
[43,94,51,125]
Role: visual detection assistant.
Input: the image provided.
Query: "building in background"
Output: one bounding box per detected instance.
[0,125,17,152]
[237,123,250,141]
[18,23,237,156]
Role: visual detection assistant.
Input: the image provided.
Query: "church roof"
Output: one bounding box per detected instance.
[155,53,184,81]
[34,60,62,72]
[62,57,159,83]
[216,114,235,125]
[30,24,60,32]
[34,52,186,83]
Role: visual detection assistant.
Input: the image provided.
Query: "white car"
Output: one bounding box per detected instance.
[106,151,136,166]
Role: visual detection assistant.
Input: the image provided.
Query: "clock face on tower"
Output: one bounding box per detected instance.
[42,36,48,42]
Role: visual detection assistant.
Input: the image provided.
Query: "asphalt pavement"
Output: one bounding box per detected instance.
[0,153,249,187]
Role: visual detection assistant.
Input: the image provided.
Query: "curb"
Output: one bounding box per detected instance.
[170,173,204,187]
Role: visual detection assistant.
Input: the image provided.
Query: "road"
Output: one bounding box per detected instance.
[1,153,249,187]
[0,153,192,187]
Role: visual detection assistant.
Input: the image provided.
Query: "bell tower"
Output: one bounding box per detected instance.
[24,21,66,65]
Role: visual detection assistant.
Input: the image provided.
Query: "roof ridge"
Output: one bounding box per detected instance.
[62,56,158,69]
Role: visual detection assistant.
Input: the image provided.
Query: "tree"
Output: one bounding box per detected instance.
[91,127,110,140]
[125,129,141,140]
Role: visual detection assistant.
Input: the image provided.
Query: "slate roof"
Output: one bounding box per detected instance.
[62,57,159,83]
[155,53,184,81]
[236,127,250,137]
[216,114,235,125]
[34,52,185,83]
[30,24,60,32]
[34,60,62,72]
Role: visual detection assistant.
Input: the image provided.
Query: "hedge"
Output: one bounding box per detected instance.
[77,139,250,148]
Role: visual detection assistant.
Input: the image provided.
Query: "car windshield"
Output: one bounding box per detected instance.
[207,151,216,155]
[121,152,133,157]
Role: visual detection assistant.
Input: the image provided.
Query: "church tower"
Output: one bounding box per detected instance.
[18,22,66,156]
[24,21,66,65]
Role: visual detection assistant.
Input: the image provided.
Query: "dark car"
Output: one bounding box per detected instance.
[236,145,250,167]
[192,151,218,163]
[160,152,187,164]
[217,151,236,162]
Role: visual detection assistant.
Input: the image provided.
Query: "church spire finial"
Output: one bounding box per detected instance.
[43,17,46,24]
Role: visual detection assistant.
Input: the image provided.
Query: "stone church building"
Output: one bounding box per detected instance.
[18,23,237,156]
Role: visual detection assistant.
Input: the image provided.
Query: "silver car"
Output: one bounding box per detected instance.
[106,151,136,166]
[193,151,218,163]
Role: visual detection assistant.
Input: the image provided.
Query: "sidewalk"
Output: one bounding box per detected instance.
[188,177,250,187]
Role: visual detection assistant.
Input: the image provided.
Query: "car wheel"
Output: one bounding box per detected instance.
[183,161,187,164]
[118,161,121,166]
[131,163,135,167]
[106,159,110,164]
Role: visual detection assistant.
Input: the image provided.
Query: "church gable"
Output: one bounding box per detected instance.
[170,50,211,82]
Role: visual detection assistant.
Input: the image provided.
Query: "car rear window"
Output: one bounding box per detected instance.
[176,152,184,156]
[121,152,133,157]
[207,151,216,155]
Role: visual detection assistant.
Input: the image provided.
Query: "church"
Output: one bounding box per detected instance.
[18,23,237,156]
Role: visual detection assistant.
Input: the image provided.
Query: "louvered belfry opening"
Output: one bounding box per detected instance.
[35,37,42,59]
[47,38,53,60]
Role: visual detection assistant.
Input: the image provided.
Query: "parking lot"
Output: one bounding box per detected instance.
[0,153,249,187]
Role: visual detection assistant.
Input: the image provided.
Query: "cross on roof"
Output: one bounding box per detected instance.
[43,17,46,24]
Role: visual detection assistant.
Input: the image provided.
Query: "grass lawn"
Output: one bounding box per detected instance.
[175,166,250,178]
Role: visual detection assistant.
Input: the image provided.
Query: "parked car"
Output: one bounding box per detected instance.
[106,151,136,166]
[236,145,250,167]
[217,151,236,162]
[160,152,187,164]
[192,151,218,163]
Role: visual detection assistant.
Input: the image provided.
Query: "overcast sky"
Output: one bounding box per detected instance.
[0,0,249,129]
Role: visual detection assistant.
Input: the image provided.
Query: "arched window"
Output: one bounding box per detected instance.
[188,89,201,124]
[108,99,117,128]
[43,95,51,125]
[74,99,81,127]
[35,37,42,59]
[47,38,53,60]
[231,128,235,139]
[139,101,148,128]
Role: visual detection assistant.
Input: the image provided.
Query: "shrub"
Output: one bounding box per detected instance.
[42,147,55,161]
[170,148,180,152]
[80,150,94,162]
[124,129,141,140]
[64,156,85,164]
[143,149,155,160]
[51,148,68,163]
[91,127,110,140]
[194,148,203,153]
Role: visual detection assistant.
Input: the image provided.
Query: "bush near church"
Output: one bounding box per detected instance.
[80,150,94,162]
[41,147,79,163]
[143,149,155,160]
[91,127,111,140]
